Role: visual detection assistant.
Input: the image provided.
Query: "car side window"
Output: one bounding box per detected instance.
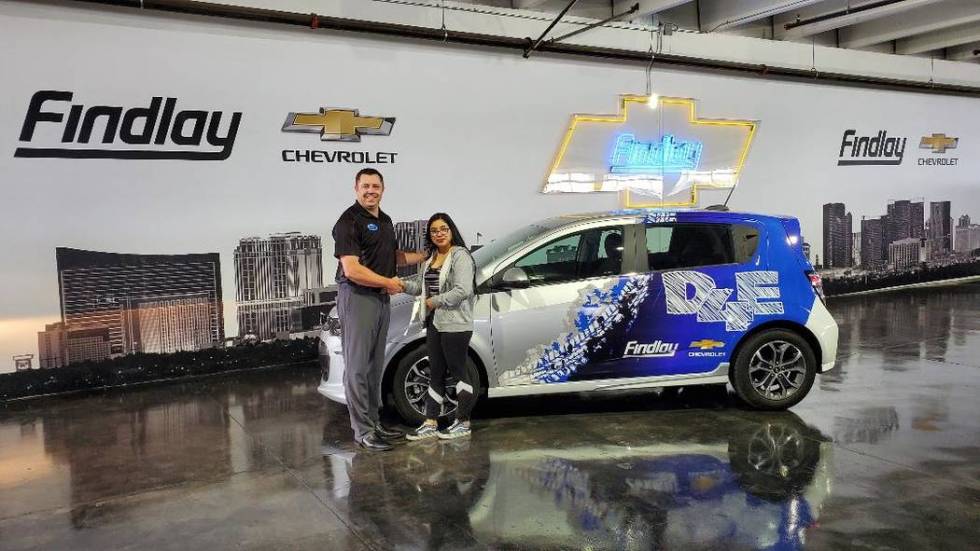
[510,227,624,286]
[732,224,761,263]
[582,228,625,279]
[646,223,739,270]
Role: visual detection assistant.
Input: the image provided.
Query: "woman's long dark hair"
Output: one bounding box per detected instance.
[425,212,467,256]
[425,212,476,293]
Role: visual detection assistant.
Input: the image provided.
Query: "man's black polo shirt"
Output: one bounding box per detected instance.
[333,201,397,293]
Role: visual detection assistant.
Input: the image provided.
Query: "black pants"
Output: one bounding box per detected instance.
[424,327,476,422]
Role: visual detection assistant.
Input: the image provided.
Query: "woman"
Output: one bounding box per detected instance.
[401,213,477,440]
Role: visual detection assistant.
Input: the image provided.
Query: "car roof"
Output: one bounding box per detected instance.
[542,208,793,228]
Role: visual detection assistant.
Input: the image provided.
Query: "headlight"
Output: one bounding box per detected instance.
[326,306,341,336]
[327,316,342,337]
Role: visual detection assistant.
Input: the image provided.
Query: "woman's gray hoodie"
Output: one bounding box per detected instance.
[401,246,475,332]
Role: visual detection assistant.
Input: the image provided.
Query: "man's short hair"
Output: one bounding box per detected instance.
[355,168,384,186]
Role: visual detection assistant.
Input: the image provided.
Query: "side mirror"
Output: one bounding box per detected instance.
[500,267,530,289]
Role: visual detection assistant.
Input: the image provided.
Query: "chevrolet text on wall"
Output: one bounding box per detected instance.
[15,91,242,160]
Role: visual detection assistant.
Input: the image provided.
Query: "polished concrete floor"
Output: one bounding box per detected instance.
[1,284,979,550]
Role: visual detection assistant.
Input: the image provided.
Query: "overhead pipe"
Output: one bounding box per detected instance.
[48,0,980,98]
[783,0,907,31]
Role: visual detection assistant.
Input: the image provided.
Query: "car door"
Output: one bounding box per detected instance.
[489,223,634,386]
[613,221,765,379]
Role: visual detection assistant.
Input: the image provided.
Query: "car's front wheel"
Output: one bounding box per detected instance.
[732,329,817,410]
[391,345,482,426]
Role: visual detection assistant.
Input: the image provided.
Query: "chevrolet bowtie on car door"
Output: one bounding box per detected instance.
[320,209,838,425]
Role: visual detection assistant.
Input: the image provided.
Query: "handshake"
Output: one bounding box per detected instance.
[384,277,405,295]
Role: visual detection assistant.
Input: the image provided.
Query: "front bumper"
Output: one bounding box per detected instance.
[317,334,347,405]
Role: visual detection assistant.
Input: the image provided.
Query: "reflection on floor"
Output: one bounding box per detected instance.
[1,284,979,550]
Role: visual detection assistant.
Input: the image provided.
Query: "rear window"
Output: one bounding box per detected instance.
[645,223,759,270]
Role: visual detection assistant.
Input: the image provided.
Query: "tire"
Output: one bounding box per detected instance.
[391,345,483,426]
[731,329,817,410]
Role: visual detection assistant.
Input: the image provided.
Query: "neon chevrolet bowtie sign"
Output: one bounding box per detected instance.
[610,134,704,174]
[545,96,757,207]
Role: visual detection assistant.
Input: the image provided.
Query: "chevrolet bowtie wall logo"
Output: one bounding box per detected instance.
[544,95,757,207]
[917,132,960,167]
[690,339,725,350]
[919,133,958,154]
[282,108,395,142]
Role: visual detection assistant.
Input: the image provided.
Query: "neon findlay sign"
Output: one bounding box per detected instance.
[545,95,757,207]
[609,134,703,174]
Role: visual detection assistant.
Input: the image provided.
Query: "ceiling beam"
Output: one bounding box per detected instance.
[946,40,980,61]
[838,0,980,49]
[613,0,692,19]
[897,21,980,54]
[699,0,824,32]
[512,0,559,8]
[775,0,944,41]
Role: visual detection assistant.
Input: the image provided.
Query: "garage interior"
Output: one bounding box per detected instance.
[2,1,980,550]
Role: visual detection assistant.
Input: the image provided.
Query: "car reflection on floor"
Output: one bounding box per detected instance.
[322,411,832,550]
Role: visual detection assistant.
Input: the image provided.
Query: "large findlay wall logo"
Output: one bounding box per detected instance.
[281,105,398,165]
[837,129,907,166]
[15,90,242,160]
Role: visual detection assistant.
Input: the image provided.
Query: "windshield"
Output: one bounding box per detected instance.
[471,220,563,270]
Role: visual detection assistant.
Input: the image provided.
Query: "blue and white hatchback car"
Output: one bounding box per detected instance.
[319,209,838,425]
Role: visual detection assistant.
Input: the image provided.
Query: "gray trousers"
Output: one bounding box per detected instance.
[338,284,390,442]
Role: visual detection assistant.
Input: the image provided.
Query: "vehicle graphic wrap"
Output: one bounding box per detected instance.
[663,270,784,331]
[498,275,653,385]
[493,210,824,386]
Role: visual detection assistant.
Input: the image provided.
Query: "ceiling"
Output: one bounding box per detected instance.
[457,0,980,63]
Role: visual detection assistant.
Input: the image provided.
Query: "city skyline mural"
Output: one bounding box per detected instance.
[5,220,432,374]
[816,197,980,295]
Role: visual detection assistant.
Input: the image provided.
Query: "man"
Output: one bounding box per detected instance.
[333,168,425,451]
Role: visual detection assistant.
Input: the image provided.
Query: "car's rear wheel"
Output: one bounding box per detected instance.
[391,345,482,426]
[732,329,816,410]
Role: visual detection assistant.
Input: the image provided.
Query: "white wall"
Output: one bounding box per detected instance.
[215,0,980,87]
[0,0,978,370]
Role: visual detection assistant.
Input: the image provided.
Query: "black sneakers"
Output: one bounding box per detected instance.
[357,432,393,451]
[374,424,405,440]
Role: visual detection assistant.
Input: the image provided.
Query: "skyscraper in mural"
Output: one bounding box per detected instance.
[928,201,952,259]
[954,217,980,254]
[37,322,66,369]
[860,217,886,270]
[53,248,224,364]
[235,233,323,340]
[886,200,912,245]
[395,220,428,277]
[910,201,925,239]
[822,203,853,268]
